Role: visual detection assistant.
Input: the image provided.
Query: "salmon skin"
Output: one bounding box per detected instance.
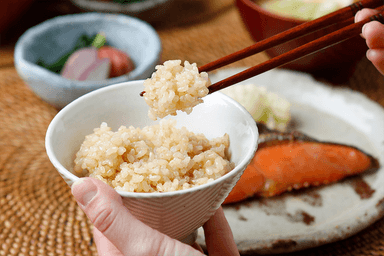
[223,122,380,204]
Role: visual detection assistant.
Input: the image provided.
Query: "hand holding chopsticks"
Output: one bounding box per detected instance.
[205,0,384,94]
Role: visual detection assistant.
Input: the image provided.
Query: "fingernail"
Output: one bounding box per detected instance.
[72,178,98,207]
[361,24,367,39]
[355,10,361,23]
[366,49,374,60]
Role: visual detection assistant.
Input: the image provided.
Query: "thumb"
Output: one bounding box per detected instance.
[71,177,204,256]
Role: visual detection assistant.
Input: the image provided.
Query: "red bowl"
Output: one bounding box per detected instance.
[236,0,368,80]
[0,0,36,35]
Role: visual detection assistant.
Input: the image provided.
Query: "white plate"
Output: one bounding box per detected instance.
[197,68,384,254]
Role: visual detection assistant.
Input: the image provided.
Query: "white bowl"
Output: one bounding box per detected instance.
[45,80,258,243]
[14,13,161,109]
[70,0,176,23]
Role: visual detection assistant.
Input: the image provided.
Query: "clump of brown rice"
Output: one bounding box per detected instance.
[143,60,211,120]
[74,119,234,192]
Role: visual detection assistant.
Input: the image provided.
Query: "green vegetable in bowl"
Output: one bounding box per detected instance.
[37,34,99,74]
[59,33,135,81]
[38,33,135,81]
[61,33,111,81]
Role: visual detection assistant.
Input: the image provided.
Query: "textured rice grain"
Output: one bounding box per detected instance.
[143,60,210,120]
[74,120,234,192]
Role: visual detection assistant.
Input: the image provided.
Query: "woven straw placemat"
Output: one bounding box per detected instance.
[1,0,384,255]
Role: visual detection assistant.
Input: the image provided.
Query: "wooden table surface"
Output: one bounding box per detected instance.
[1,0,384,255]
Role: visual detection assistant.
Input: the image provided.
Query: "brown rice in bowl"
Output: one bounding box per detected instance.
[143,60,211,120]
[74,119,234,193]
[45,80,259,243]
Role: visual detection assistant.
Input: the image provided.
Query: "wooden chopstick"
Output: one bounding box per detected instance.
[199,0,384,73]
[139,0,383,97]
[207,9,384,94]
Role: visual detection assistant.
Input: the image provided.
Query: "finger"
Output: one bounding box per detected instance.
[93,227,124,256]
[71,178,204,256]
[191,242,204,253]
[367,48,384,75]
[203,207,239,256]
[355,8,379,24]
[362,21,384,49]
[355,8,380,39]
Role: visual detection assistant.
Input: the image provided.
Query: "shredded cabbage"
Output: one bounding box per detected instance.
[222,84,291,131]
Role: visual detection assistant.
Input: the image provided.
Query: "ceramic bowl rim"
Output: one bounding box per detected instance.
[71,0,171,13]
[45,80,259,199]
